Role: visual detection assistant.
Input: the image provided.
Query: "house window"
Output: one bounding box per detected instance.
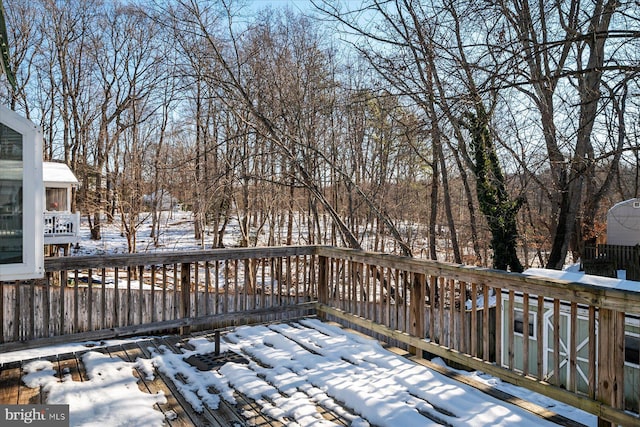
[0,106,44,281]
[46,187,67,211]
[625,334,640,367]
[0,122,22,160]
[0,123,23,265]
[514,309,536,339]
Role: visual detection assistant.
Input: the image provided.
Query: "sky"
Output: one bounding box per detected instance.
[244,0,322,17]
[250,0,316,10]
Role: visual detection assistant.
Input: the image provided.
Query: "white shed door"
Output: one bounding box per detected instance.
[542,309,591,391]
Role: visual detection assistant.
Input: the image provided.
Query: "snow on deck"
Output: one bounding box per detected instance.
[1,319,588,427]
[523,267,640,292]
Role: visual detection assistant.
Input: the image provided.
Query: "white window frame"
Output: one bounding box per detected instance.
[513,307,537,340]
[0,107,44,280]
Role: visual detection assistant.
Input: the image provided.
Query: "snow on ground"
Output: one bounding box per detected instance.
[8,319,593,427]
[72,211,224,256]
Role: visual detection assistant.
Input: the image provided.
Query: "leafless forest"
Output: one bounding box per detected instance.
[1,0,638,269]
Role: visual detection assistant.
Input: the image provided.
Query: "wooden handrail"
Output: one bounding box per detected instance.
[315,246,640,313]
[44,245,317,271]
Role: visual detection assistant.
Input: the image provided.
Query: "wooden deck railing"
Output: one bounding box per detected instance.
[314,246,640,427]
[584,244,640,281]
[2,245,639,425]
[0,246,318,350]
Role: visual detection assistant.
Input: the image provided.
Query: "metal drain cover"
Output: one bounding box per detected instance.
[185,352,249,371]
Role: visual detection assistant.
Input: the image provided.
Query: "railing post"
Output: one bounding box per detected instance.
[317,255,329,319]
[409,273,426,356]
[13,283,21,341]
[180,262,191,335]
[597,308,625,427]
[59,270,67,335]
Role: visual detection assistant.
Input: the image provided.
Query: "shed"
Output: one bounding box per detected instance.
[607,198,640,246]
[500,268,640,412]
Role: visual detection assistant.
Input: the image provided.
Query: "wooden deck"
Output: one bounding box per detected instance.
[0,331,341,427]
[0,320,588,427]
[3,247,639,425]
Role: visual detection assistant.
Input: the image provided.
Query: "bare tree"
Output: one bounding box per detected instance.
[159,1,413,254]
[1,0,40,112]
[316,0,492,264]
[491,0,638,268]
[0,0,17,95]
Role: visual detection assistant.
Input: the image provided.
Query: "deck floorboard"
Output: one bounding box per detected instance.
[137,336,229,427]
[109,343,193,427]
[0,363,21,405]
[0,326,587,427]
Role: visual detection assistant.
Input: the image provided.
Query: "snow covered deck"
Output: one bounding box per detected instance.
[0,319,586,427]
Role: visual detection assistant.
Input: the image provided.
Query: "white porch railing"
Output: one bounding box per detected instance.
[43,211,80,244]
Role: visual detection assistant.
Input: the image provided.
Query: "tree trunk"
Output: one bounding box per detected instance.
[465,106,524,272]
[428,157,439,261]
[545,0,618,269]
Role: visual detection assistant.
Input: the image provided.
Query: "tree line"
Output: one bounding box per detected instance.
[1,0,638,270]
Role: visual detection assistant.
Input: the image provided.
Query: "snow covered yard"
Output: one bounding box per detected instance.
[1,318,594,427]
